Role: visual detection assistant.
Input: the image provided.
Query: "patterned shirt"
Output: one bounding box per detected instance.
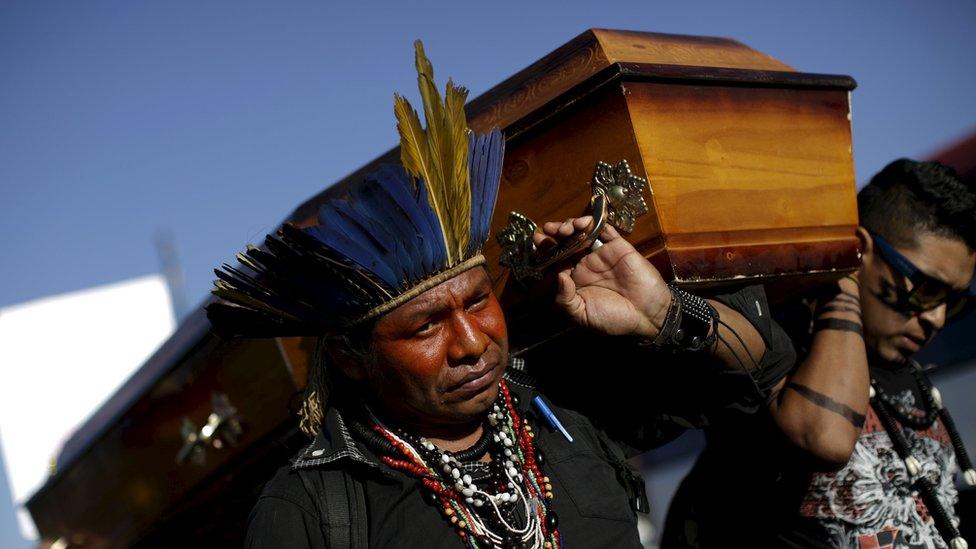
[799,367,959,549]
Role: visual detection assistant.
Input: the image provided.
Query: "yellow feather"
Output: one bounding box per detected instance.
[415,41,456,261]
[393,40,474,266]
[393,94,431,193]
[444,79,471,255]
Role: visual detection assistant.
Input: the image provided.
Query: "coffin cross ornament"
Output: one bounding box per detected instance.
[175,392,244,465]
[498,159,650,284]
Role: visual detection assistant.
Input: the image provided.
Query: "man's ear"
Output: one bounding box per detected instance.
[856,226,874,263]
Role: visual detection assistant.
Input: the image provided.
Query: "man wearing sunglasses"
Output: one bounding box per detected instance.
[664,159,976,549]
[865,228,975,356]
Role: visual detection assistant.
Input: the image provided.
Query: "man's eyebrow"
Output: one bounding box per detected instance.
[468,283,492,298]
[400,281,493,324]
[915,266,968,292]
[402,300,450,324]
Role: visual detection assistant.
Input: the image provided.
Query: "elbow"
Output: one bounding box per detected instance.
[804,433,857,471]
[780,420,858,471]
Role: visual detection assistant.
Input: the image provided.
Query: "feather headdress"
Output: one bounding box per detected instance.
[207,41,504,337]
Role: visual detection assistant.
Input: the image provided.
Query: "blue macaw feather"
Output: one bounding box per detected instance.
[371,164,448,271]
[259,238,354,309]
[252,250,370,326]
[209,39,508,338]
[342,187,413,289]
[414,173,449,269]
[467,129,504,256]
[278,224,391,307]
[210,129,505,337]
[305,202,400,289]
[367,164,440,275]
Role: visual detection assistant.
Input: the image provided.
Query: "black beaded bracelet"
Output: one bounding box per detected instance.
[641,285,718,352]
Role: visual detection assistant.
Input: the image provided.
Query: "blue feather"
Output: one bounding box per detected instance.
[353,183,417,286]
[304,161,460,294]
[362,166,437,281]
[343,186,413,289]
[305,201,400,289]
[332,201,407,288]
[371,165,444,273]
[467,129,504,256]
[412,173,449,269]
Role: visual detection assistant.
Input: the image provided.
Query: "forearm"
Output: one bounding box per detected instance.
[705,300,766,371]
[768,277,869,467]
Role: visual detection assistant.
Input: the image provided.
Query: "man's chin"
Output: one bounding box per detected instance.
[878,343,913,366]
[446,380,502,420]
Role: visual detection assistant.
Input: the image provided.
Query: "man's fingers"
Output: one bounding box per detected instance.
[557,219,576,237]
[598,223,621,242]
[532,231,555,247]
[562,216,592,235]
[543,216,595,238]
[554,270,578,308]
[542,221,561,236]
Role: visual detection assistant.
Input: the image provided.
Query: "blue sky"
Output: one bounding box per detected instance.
[2,0,975,545]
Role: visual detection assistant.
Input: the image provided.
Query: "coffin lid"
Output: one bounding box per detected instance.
[288,28,855,225]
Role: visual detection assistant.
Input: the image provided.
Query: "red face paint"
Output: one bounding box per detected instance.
[368,267,509,430]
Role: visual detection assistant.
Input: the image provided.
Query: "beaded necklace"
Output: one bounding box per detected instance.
[870,361,975,549]
[360,380,561,549]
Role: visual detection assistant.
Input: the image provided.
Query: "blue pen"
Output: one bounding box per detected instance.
[532,395,573,443]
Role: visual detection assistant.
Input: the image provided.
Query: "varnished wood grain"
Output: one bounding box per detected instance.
[623,82,858,282]
[27,337,298,546]
[485,76,857,345]
[291,29,809,226]
[593,29,795,71]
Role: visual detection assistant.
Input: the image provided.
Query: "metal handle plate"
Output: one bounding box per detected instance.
[497,159,649,284]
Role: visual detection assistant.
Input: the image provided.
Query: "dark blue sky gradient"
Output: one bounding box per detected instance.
[1,1,975,544]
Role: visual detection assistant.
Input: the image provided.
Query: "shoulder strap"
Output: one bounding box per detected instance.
[297,467,369,548]
[591,429,650,515]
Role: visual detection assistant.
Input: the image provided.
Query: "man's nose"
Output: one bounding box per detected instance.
[918,302,948,333]
[447,311,489,362]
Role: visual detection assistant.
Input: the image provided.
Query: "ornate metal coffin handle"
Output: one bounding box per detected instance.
[497,159,649,284]
[176,392,244,466]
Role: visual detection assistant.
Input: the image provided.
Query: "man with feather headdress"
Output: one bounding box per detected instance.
[210,42,793,549]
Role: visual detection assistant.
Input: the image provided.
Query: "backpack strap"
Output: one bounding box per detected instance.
[298,467,369,548]
[591,429,650,515]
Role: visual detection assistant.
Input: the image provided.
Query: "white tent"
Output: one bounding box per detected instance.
[0,275,175,540]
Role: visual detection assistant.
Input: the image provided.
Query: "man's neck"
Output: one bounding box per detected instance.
[424,422,484,454]
[370,404,485,453]
[867,349,914,372]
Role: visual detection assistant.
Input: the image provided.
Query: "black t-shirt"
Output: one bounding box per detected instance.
[244,384,644,548]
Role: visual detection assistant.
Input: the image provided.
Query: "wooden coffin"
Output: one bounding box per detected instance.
[289,28,860,349]
[26,29,859,547]
[25,311,310,547]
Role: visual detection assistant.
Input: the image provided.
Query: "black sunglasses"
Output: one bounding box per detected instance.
[870,231,976,321]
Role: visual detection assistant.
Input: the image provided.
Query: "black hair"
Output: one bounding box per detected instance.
[858,158,976,251]
[298,320,376,437]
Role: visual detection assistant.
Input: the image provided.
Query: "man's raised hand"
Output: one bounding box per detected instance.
[532,216,672,339]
